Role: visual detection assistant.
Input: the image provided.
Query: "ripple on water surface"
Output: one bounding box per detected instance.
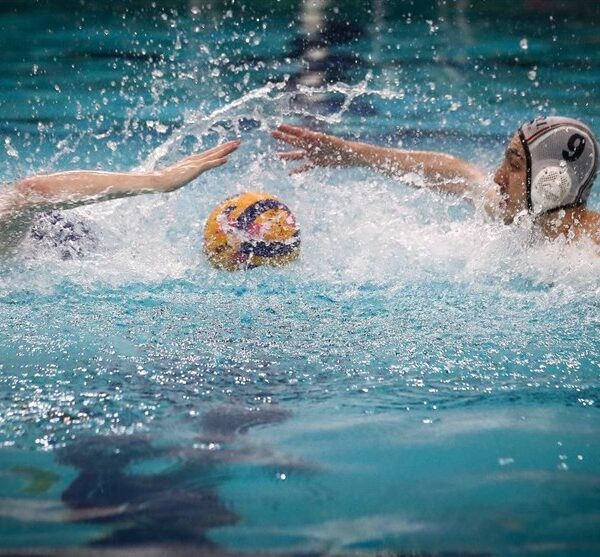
[0,89,599,447]
[0,37,600,552]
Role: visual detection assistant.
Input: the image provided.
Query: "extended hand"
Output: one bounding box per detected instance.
[272,124,360,175]
[156,140,241,192]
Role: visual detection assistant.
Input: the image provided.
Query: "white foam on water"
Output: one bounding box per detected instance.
[2,84,600,305]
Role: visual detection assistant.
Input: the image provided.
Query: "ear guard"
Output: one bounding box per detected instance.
[530,163,572,214]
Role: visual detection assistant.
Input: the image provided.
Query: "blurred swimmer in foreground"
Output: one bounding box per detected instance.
[273,117,600,245]
[0,140,240,256]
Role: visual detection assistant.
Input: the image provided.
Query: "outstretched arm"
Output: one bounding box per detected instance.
[272,124,484,197]
[0,140,240,253]
[6,140,240,211]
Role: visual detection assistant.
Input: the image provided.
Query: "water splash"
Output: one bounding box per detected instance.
[2,83,600,297]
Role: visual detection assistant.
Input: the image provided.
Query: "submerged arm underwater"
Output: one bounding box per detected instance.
[0,140,240,255]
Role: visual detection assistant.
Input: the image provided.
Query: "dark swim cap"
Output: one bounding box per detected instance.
[518,116,599,214]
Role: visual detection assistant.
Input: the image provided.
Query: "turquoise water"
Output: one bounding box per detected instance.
[1,1,600,555]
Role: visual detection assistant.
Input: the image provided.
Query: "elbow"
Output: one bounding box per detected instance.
[14,176,52,200]
[11,176,57,212]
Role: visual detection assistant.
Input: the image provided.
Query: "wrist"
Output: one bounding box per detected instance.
[343,140,370,167]
[149,171,174,193]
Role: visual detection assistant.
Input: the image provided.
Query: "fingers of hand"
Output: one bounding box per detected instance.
[272,130,308,149]
[277,124,305,136]
[277,124,325,143]
[290,162,314,175]
[183,150,229,168]
[200,157,228,172]
[278,151,306,161]
[218,139,241,154]
[175,155,228,173]
[204,140,241,159]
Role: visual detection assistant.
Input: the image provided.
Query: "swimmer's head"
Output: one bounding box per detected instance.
[494,117,598,222]
[204,192,300,271]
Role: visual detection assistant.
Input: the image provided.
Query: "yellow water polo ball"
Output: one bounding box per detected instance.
[204,192,300,270]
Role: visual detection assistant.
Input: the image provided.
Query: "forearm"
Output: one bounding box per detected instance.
[345,141,483,196]
[12,171,161,210]
[5,140,240,216]
[8,156,220,213]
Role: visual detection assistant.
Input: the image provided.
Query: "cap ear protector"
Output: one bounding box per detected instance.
[518,116,599,215]
[530,163,572,214]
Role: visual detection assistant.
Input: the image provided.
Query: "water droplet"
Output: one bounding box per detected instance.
[4,138,18,158]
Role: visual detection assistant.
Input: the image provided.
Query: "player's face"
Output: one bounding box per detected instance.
[493,134,528,224]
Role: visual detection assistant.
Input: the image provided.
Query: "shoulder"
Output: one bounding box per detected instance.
[576,208,600,244]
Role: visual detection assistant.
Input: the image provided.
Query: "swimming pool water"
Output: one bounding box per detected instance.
[1,1,600,555]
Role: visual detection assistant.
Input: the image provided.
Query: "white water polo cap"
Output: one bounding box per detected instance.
[518,116,599,214]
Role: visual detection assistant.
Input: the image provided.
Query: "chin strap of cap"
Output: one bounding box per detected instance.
[518,127,534,212]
